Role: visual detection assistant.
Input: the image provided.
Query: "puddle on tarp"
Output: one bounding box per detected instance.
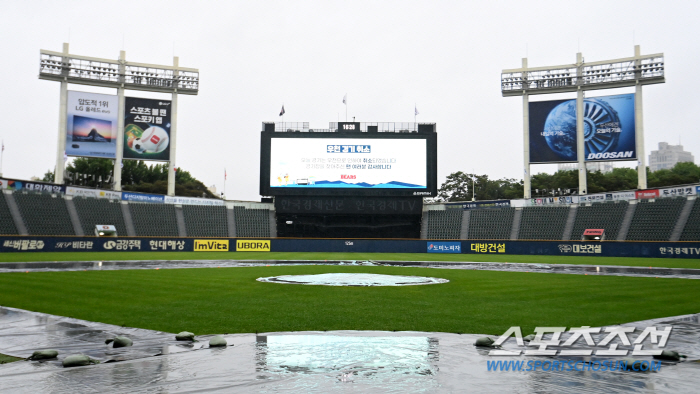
[2,259,700,280]
[257,273,449,286]
[1,306,700,393]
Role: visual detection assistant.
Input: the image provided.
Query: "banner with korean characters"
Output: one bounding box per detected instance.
[0,237,193,252]
[123,97,172,161]
[427,242,461,253]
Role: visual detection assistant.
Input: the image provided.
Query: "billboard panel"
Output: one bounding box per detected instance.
[66,91,118,158]
[123,97,171,161]
[529,94,636,163]
[260,132,438,197]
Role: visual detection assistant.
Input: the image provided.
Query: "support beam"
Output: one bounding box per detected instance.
[54,43,69,184]
[576,53,587,195]
[113,50,126,191]
[522,57,531,199]
[634,45,647,190]
[167,56,179,196]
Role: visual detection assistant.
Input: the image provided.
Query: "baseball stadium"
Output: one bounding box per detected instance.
[0,43,699,393]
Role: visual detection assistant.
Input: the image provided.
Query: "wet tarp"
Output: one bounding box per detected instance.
[2,259,700,280]
[1,306,700,393]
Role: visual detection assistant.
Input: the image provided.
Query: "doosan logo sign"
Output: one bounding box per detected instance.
[587,151,634,159]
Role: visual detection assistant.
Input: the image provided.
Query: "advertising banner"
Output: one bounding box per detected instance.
[66,186,121,200]
[636,189,659,199]
[659,185,696,197]
[66,91,119,158]
[444,200,511,210]
[529,94,636,163]
[269,138,427,190]
[163,196,225,206]
[427,242,461,253]
[123,97,171,161]
[0,179,65,194]
[122,192,165,203]
[530,196,579,206]
[236,240,271,251]
[194,239,229,251]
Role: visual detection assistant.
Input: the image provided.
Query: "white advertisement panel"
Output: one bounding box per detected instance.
[269,138,427,190]
[66,91,119,158]
[66,186,121,200]
[164,196,225,206]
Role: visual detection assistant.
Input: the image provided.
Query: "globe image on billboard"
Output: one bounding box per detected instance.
[543,98,622,161]
[543,100,577,161]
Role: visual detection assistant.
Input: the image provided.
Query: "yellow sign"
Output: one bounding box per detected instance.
[194,239,229,251]
[236,240,271,252]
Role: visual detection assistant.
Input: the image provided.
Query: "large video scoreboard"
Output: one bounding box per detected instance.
[260,131,437,197]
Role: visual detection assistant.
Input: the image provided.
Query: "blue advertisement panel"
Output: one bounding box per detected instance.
[122,192,165,203]
[427,242,462,253]
[66,91,119,159]
[0,178,65,194]
[123,97,172,161]
[529,94,636,163]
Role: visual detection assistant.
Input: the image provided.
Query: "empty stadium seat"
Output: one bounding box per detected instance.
[73,197,128,236]
[129,203,179,237]
[13,192,75,236]
[424,209,462,239]
[571,201,628,240]
[183,205,229,237]
[680,200,700,241]
[468,208,515,240]
[626,198,685,241]
[518,206,569,240]
[233,206,271,237]
[0,192,18,235]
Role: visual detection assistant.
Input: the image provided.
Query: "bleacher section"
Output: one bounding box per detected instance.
[74,197,128,237]
[424,210,462,239]
[518,206,570,240]
[13,192,75,236]
[129,203,179,237]
[0,192,18,235]
[626,198,686,241]
[468,208,514,239]
[680,199,700,241]
[571,201,628,241]
[233,206,271,237]
[183,205,229,237]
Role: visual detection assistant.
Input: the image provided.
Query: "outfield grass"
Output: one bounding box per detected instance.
[1,251,699,269]
[0,265,698,336]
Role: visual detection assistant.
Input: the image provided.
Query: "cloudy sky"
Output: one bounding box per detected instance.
[1,0,698,200]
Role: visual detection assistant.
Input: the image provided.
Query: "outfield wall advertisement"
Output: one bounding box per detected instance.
[3,236,699,259]
[66,91,119,159]
[123,97,171,161]
[529,94,636,163]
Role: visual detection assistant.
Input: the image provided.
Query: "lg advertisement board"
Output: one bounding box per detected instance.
[529,93,636,163]
[123,97,172,161]
[260,132,437,197]
[66,91,118,158]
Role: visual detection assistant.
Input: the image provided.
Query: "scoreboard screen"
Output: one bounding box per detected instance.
[260,132,437,197]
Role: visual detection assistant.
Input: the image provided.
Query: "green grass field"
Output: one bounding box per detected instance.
[1,251,700,269]
[0,262,698,336]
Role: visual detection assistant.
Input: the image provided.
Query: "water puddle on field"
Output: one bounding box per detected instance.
[1,306,700,393]
[2,259,700,280]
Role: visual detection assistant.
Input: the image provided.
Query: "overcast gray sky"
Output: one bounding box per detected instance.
[1,0,698,201]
